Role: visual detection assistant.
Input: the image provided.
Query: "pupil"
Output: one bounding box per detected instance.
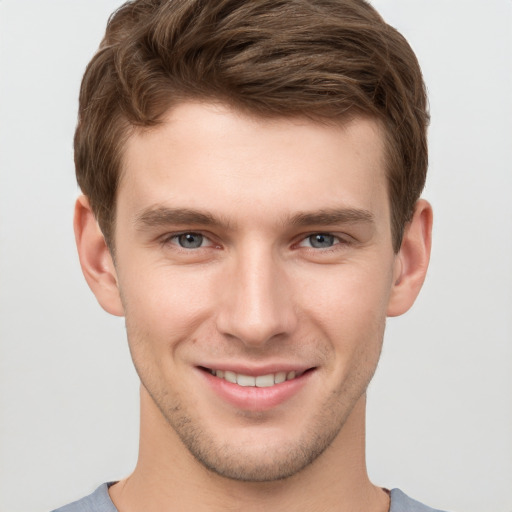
[179,233,203,248]
[310,234,334,248]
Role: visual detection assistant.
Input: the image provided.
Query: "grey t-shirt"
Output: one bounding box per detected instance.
[51,483,450,511]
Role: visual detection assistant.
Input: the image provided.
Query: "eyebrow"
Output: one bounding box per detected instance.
[134,206,230,230]
[289,208,375,227]
[134,206,375,231]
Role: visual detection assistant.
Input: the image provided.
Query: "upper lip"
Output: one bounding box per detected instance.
[197,363,315,376]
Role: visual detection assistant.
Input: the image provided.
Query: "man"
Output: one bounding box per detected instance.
[54,0,441,510]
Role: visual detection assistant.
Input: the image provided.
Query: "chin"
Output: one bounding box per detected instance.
[188,436,334,482]
[162,401,349,482]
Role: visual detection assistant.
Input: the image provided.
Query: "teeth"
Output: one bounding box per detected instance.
[255,374,274,388]
[274,371,286,384]
[224,371,237,384]
[211,369,302,387]
[237,374,256,387]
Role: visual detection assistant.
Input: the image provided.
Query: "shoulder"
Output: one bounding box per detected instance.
[390,489,451,512]
[51,483,118,512]
[51,484,451,512]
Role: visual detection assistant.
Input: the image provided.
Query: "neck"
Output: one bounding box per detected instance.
[109,387,388,512]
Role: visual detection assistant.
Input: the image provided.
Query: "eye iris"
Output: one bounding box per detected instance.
[309,234,335,248]
[178,233,203,248]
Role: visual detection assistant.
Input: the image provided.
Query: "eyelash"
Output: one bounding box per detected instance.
[297,233,348,251]
[161,232,216,250]
[160,231,351,252]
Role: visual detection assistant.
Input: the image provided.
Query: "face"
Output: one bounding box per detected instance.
[112,102,399,481]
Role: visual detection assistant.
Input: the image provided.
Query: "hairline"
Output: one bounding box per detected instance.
[101,98,402,256]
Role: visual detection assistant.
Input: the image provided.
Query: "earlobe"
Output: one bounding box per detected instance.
[74,195,124,317]
[387,199,433,317]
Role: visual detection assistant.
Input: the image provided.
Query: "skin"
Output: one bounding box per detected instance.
[75,101,432,512]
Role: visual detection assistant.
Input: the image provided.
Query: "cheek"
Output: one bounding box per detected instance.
[118,264,219,354]
[296,262,392,352]
[299,258,393,311]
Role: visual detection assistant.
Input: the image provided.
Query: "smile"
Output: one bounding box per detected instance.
[207,368,305,387]
[199,366,315,410]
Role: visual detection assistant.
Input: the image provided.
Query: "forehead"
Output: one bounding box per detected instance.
[118,102,390,227]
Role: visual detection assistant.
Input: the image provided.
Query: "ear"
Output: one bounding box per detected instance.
[387,199,433,317]
[74,195,124,316]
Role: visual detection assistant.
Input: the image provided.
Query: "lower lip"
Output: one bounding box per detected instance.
[199,369,314,411]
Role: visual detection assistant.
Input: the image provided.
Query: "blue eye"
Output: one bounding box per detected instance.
[307,234,336,248]
[175,233,205,249]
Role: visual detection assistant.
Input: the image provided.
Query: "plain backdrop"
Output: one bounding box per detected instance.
[1,1,511,511]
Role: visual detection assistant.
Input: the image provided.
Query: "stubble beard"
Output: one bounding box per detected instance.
[142,361,378,483]
[124,306,386,484]
[162,399,339,482]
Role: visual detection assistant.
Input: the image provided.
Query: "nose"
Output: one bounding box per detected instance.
[216,243,297,348]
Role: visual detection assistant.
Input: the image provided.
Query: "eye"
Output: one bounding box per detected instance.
[300,233,339,249]
[170,232,211,249]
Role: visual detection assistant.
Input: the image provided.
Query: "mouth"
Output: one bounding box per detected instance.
[199,366,312,388]
[198,365,316,411]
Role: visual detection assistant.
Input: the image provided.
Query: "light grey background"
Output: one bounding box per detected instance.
[0,1,511,511]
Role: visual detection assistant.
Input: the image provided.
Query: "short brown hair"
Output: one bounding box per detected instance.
[75,0,429,252]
